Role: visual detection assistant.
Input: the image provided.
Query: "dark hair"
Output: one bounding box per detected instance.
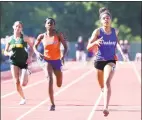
[13,21,23,27]
[45,18,55,25]
[99,7,112,19]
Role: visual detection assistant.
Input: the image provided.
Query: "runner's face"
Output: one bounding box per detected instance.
[100,14,111,27]
[13,22,23,34]
[45,19,55,30]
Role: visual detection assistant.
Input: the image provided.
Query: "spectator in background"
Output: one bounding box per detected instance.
[119,40,124,48]
[135,52,141,62]
[75,36,86,62]
[86,37,94,62]
[1,38,9,62]
[123,40,130,60]
[117,40,130,61]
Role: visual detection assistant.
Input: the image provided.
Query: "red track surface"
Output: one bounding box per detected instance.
[1,61,141,120]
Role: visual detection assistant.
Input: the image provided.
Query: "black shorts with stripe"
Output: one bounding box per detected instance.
[94,60,116,71]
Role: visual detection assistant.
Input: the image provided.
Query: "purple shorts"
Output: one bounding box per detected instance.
[44,59,62,70]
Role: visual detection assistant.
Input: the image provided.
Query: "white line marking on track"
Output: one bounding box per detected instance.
[16,68,94,120]
[1,65,85,99]
[1,80,13,84]
[87,92,103,120]
[1,79,46,99]
[87,61,141,120]
[1,62,73,84]
[130,62,141,84]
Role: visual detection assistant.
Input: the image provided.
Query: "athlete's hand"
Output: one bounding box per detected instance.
[61,56,65,65]
[95,37,104,46]
[36,52,44,59]
[26,57,32,64]
[8,51,14,57]
[8,51,15,60]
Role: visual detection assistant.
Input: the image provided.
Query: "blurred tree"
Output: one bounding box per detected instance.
[1,1,141,42]
[102,1,141,36]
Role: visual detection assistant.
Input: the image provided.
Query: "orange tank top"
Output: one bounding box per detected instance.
[43,34,61,60]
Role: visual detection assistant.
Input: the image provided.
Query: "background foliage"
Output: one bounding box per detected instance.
[1,1,141,42]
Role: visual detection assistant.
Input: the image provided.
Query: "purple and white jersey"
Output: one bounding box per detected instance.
[95,28,117,61]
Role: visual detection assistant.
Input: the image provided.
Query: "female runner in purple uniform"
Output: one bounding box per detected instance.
[87,7,127,117]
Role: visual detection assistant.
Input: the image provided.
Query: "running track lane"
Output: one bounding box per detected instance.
[1,62,84,96]
[15,68,99,120]
[1,62,91,120]
[1,62,141,120]
[90,62,141,120]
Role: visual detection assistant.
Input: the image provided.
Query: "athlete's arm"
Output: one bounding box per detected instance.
[33,33,44,57]
[24,36,34,58]
[59,32,68,58]
[86,28,102,51]
[115,29,128,61]
[4,37,12,56]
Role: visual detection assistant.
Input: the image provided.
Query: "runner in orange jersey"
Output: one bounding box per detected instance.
[33,18,68,111]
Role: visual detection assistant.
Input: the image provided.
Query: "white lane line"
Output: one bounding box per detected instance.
[87,92,103,120]
[87,61,141,120]
[16,68,94,120]
[1,65,85,99]
[130,62,141,84]
[1,61,73,84]
[1,79,46,99]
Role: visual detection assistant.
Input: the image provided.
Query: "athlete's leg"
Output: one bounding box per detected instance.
[45,62,55,110]
[53,69,62,87]
[50,59,63,87]
[49,69,62,111]
[11,65,26,104]
[96,70,104,90]
[47,59,63,111]
[94,61,104,90]
[103,62,116,116]
[20,68,29,86]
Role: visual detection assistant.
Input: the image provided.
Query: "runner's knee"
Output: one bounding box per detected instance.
[56,77,62,87]
[13,78,20,84]
[104,80,110,87]
[16,80,20,85]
